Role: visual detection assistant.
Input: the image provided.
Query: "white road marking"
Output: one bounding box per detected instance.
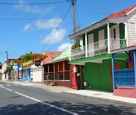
[0,86,5,89]
[6,88,12,92]
[0,84,4,87]
[6,84,11,86]
[14,91,78,115]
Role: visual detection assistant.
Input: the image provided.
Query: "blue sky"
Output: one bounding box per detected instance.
[0,0,135,63]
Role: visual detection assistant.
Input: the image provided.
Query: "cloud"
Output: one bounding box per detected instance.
[0,45,5,50]
[57,43,69,51]
[22,17,62,31]
[14,0,54,14]
[35,18,62,29]
[41,28,67,44]
[22,24,32,31]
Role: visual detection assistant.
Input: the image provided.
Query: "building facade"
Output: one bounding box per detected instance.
[69,5,136,91]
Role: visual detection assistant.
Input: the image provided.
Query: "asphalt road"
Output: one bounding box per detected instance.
[0,82,136,115]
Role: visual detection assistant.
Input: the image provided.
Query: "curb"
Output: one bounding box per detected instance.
[63,92,136,106]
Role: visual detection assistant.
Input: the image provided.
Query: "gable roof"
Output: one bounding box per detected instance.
[108,4,136,18]
[44,49,69,64]
[41,51,63,64]
[43,51,62,56]
[69,4,136,38]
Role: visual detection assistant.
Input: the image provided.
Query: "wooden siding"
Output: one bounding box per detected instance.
[128,9,136,46]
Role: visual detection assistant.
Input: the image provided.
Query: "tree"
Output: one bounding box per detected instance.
[5,62,14,79]
[14,53,48,64]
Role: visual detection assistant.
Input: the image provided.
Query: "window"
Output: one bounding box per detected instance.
[49,64,53,72]
[59,62,63,71]
[59,72,63,80]
[64,71,70,80]
[44,65,48,72]
[48,73,54,80]
[65,61,70,70]
[113,28,116,39]
[44,73,48,80]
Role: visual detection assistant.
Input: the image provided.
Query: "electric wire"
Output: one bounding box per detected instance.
[75,4,81,26]
[77,4,112,15]
[39,5,72,53]
[0,1,67,5]
[0,17,71,20]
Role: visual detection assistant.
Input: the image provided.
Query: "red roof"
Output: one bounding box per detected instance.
[41,51,62,64]
[43,51,62,56]
[108,5,136,18]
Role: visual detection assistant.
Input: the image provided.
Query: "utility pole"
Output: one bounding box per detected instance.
[71,0,76,33]
[6,51,8,62]
[5,51,9,80]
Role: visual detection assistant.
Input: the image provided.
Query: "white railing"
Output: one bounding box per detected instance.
[70,38,127,60]
[87,39,108,57]
[110,38,127,51]
[71,46,85,60]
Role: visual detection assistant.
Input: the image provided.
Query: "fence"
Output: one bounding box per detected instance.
[114,69,135,86]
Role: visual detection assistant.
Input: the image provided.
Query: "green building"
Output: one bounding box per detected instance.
[69,5,136,92]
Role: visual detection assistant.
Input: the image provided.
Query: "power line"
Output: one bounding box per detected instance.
[77,4,112,15]
[75,4,81,25]
[0,17,71,20]
[0,1,67,5]
[39,5,72,53]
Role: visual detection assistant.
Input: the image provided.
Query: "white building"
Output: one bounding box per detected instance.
[31,65,43,83]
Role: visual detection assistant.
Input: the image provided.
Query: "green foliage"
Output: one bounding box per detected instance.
[5,62,14,73]
[21,53,48,63]
[71,43,81,49]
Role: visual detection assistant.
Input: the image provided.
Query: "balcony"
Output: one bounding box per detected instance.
[110,38,127,51]
[71,45,85,60]
[71,38,127,60]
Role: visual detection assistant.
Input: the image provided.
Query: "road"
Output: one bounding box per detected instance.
[0,82,136,115]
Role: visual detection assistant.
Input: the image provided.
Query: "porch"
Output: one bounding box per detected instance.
[71,38,127,60]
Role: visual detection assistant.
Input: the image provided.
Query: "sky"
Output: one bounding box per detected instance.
[0,0,136,63]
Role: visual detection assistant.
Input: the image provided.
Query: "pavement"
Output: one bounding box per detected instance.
[0,80,75,93]
[1,80,136,105]
[1,81,136,115]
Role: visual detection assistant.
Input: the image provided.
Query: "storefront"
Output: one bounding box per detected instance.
[21,61,32,83]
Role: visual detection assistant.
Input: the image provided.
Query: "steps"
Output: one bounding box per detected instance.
[113,86,136,99]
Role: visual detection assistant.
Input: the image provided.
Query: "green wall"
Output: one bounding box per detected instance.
[83,25,107,46]
[82,23,125,46]
[84,59,127,92]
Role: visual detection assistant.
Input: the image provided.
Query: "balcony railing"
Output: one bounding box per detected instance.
[110,38,127,51]
[71,45,85,60]
[87,39,108,57]
[70,38,127,60]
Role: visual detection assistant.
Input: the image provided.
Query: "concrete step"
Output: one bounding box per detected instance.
[113,86,136,99]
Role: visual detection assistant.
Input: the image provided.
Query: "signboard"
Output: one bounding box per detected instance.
[23,61,32,66]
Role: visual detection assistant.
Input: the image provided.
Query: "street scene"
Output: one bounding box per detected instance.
[0,0,136,115]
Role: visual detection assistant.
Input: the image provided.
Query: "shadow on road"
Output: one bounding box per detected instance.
[0,101,135,115]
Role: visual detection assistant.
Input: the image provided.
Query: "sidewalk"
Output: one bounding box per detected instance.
[65,90,136,105]
[1,80,75,93]
[2,81,136,105]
